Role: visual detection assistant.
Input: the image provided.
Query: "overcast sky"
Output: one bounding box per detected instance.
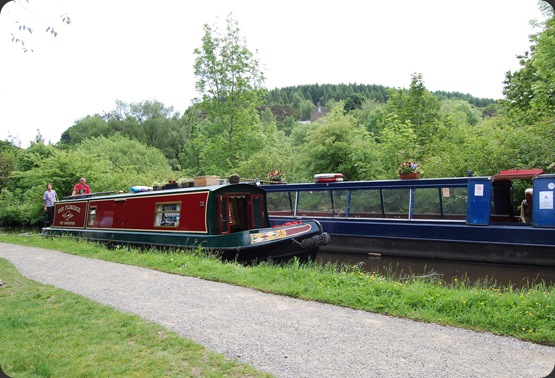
[0,0,546,147]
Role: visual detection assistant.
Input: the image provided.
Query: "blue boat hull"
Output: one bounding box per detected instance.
[269,216,555,267]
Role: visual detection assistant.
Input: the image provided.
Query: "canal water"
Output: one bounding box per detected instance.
[316,251,555,288]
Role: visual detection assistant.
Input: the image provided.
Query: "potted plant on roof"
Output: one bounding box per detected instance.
[268,170,286,184]
[398,161,423,179]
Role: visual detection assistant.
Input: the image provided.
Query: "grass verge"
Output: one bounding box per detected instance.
[0,256,272,377]
[1,233,553,349]
[0,255,272,377]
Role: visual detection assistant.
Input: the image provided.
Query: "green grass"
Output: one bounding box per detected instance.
[0,257,272,378]
[1,232,554,354]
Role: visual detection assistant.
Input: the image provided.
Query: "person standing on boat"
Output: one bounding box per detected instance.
[72,177,91,196]
[43,183,58,226]
[520,188,533,223]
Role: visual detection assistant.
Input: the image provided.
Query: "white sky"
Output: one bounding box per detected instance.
[0,0,546,147]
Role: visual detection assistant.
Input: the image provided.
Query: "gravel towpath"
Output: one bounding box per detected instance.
[0,243,554,378]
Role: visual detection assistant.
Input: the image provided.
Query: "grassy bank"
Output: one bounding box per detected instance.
[0,257,271,377]
[1,233,553,353]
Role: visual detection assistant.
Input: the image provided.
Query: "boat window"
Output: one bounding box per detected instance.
[440,187,467,215]
[297,191,334,216]
[413,187,468,219]
[331,190,349,217]
[350,189,382,217]
[413,188,441,215]
[266,191,294,215]
[88,206,96,226]
[154,202,181,227]
[382,189,410,218]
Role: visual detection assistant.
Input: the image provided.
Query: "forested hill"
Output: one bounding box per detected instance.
[264,83,496,108]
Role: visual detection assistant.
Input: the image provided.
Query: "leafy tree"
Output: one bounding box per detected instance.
[260,107,276,126]
[61,100,186,169]
[236,144,301,183]
[302,103,374,180]
[501,10,555,122]
[0,152,16,193]
[344,93,366,112]
[74,134,174,191]
[377,113,420,177]
[0,135,173,226]
[279,116,298,137]
[439,100,482,128]
[60,115,113,145]
[193,14,266,167]
[0,141,19,192]
[349,99,386,135]
[13,141,56,173]
[5,0,71,53]
[385,73,440,147]
[527,15,555,115]
[1,148,111,226]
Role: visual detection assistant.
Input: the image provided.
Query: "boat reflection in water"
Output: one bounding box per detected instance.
[317,251,555,288]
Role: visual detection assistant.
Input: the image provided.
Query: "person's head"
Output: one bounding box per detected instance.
[46,183,53,190]
[525,188,533,201]
[80,177,87,184]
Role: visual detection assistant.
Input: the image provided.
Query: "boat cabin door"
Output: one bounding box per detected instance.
[218,193,265,234]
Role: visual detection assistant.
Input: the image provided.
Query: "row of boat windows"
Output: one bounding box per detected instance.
[266,187,468,218]
[87,203,183,228]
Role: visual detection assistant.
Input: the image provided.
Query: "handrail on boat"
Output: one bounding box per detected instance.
[62,191,117,201]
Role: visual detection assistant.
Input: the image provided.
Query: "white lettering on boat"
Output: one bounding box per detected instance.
[58,205,82,214]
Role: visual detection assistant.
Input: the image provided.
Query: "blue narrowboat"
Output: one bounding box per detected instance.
[262,170,555,267]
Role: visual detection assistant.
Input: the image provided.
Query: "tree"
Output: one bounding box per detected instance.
[4,0,71,53]
[501,9,555,122]
[377,113,420,177]
[0,135,174,226]
[60,115,113,145]
[61,100,186,169]
[349,99,386,135]
[302,103,376,180]
[0,152,16,193]
[385,73,440,148]
[344,93,366,112]
[75,134,174,190]
[193,14,266,167]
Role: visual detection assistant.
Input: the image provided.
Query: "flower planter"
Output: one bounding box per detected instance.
[399,172,421,180]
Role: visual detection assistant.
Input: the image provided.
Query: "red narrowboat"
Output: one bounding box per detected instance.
[42,183,329,263]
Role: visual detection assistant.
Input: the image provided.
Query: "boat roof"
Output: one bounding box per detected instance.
[61,183,264,202]
[264,169,549,192]
[262,177,474,191]
[493,169,544,181]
